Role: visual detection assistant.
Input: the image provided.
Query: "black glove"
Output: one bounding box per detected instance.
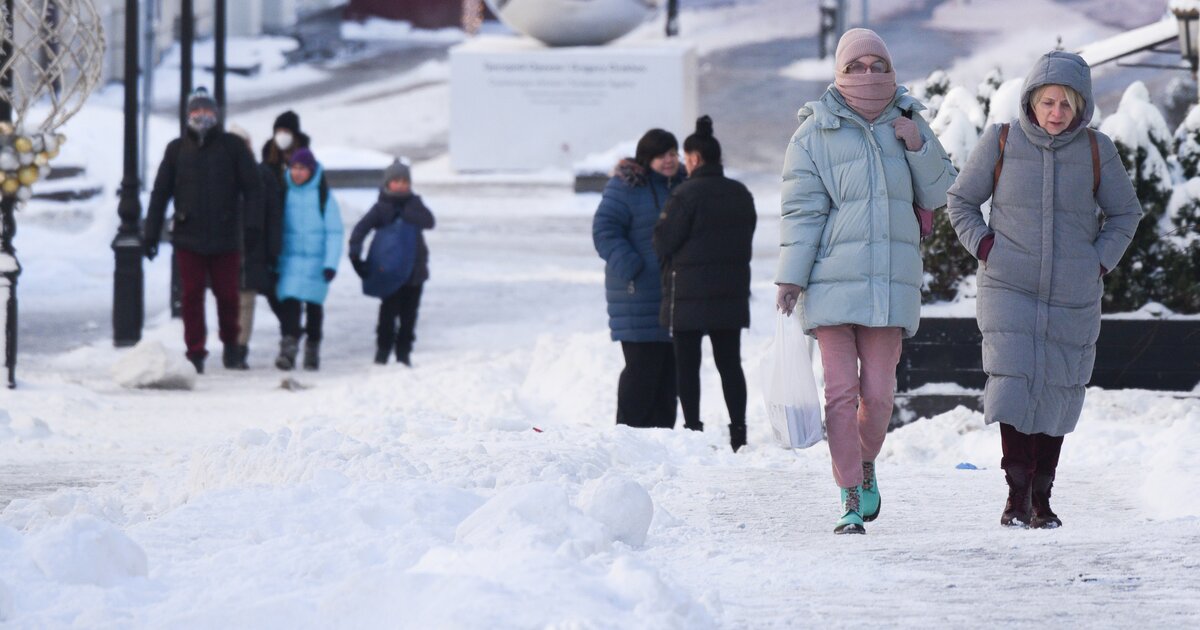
[350,256,367,279]
[323,268,336,282]
[144,241,158,261]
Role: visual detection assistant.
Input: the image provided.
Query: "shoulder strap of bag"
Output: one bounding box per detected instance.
[318,174,329,216]
[993,123,1010,190]
[1087,128,1100,196]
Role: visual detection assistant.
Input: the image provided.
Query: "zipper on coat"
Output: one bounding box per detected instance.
[669,270,677,337]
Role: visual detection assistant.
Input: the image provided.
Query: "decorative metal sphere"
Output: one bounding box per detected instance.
[0,0,105,132]
[484,0,662,47]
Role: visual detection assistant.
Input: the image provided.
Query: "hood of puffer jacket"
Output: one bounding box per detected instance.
[1019,50,1094,149]
[612,158,684,188]
[795,85,923,129]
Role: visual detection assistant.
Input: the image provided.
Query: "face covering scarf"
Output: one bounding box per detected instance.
[188,113,217,134]
[834,71,897,122]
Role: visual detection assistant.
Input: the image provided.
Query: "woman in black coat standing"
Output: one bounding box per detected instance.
[654,116,757,451]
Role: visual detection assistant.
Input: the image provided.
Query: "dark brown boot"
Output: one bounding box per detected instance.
[1001,468,1033,528]
[1030,474,1062,529]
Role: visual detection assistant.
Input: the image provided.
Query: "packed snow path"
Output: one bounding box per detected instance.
[2,187,1197,626]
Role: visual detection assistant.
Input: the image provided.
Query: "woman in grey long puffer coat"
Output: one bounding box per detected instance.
[947,51,1142,529]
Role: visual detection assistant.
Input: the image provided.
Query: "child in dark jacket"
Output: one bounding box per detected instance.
[348,161,435,366]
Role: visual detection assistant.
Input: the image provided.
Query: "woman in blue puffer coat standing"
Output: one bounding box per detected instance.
[593,129,685,429]
[275,147,343,371]
[775,29,957,535]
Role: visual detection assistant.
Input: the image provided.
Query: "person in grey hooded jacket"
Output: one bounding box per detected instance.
[947,51,1142,529]
[775,29,957,535]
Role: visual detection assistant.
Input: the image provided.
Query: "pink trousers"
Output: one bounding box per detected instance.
[814,325,903,488]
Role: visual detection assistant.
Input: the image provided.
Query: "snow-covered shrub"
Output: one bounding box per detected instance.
[913,69,950,121]
[985,78,1024,126]
[1163,178,1200,313]
[1099,82,1182,313]
[976,68,1004,120]
[930,86,985,169]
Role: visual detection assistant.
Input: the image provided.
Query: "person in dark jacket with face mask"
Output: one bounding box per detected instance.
[144,88,263,374]
[348,160,435,366]
[654,116,757,452]
[261,110,310,184]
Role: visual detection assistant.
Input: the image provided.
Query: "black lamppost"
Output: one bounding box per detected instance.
[168,0,195,319]
[179,0,193,133]
[1,0,17,386]
[214,0,226,116]
[666,0,678,37]
[113,0,144,347]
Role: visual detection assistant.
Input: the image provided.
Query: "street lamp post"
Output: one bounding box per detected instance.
[113,0,143,347]
[170,0,195,319]
[666,0,678,37]
[0,0,105,386]
[1,0,16,387]
[1172,4,1199,101]
[214,0,226,117]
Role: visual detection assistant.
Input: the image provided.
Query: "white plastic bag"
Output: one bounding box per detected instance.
[760,312,823,449]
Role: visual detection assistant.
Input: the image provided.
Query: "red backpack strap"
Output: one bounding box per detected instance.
[993,123,1010,191]
[1087,128,1100,196]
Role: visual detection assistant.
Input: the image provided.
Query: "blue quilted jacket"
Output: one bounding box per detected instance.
[593,160,683,343]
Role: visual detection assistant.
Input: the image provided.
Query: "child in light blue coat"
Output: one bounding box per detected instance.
[274,147,343,371]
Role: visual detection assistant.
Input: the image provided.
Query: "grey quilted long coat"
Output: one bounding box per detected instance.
[946,51,1142,436]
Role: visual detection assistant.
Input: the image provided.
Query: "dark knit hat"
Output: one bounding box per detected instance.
[383,159,411,185]
[186,87,218,113]
[274,110,301,134]
[289,147,317,171]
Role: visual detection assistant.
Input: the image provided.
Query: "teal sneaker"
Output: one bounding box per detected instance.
[861,461,881,522]
[834,486,866,535]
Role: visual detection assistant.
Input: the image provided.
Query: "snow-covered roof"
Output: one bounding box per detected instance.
[1077,18,1178,67]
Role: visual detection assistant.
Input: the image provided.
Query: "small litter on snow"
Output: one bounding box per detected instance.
[956,462,979,470]
[279,378,310,391]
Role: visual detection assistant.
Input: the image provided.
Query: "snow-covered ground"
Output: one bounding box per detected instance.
[1,0,1198,626]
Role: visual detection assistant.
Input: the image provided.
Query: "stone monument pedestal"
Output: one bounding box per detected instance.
[450,37,698,172]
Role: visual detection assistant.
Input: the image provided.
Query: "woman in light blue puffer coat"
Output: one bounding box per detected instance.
[774,29,956,535]
[274,148,343,371]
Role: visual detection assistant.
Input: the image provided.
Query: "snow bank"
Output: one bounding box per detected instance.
[0,410,52,443]
[0,577,10,622]
[29,515,147,587]
[111,341,197,390]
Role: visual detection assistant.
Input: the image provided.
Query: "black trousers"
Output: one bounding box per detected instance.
[279,299,324,343]
[617,341,677,429]
[673,329,747,431]
[1000,422,1065,479]
[378,284,423,358]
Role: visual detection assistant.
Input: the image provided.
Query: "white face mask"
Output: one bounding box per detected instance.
[274,131,294,151]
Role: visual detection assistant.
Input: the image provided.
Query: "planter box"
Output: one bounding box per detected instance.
[892,316,1200,427]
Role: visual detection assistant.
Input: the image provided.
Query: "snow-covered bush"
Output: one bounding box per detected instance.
[930,86,985,169]
[976,68,1004,120]
[913,69,951,121]
[1099,82,1183,313]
